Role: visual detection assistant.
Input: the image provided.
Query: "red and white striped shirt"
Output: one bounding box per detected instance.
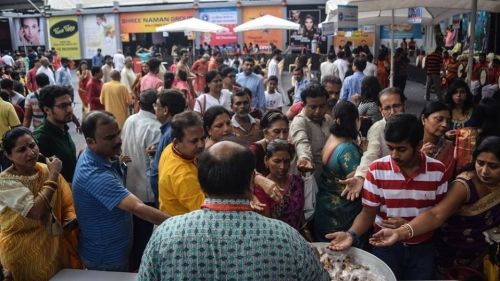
[362,154,448,244]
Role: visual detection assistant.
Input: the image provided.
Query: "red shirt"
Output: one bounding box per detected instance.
[26,66,39,92]
[472,61,488,81]
[87,78,104,111]
[487,66,500,85]
[362,154,447,244]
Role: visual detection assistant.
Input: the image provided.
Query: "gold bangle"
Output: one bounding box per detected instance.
[401,223,414,239]
[44,180,58,189]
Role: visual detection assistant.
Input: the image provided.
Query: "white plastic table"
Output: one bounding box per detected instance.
[50,269,137,281]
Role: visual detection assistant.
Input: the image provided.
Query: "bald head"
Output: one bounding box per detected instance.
[198,141,255,198]
[40,57,49,67]
[110,70,121,81]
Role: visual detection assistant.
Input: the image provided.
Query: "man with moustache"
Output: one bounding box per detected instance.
[34,85,77,182]
[340,87,406,201]
[72,111,169,271]
[230,88,263,143]
[158,111,206,216]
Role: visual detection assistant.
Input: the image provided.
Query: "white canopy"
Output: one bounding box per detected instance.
[326,0,500,14]
[156,17,229,33]
[233,15,300,32]
[327,0,500,25]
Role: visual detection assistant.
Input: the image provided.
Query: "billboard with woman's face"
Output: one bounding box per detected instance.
[287,7,325,53]
[14,17,46,47]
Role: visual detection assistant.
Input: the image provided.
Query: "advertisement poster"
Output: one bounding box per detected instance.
[83,14,118,58]
[288,8,322,51]
[47,16,81,59]
[408,7,423,24]
[14,17,46,48]
[337,5,358,30]
[380,24,422,39]
[120,10,194,34]
[333,32,375,53]
[242,6,283,53]
[199,7,237,46]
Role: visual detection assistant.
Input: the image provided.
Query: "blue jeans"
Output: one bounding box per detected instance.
[372,240,435,280]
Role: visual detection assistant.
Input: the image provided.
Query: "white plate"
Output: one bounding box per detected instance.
[311,242,397,281]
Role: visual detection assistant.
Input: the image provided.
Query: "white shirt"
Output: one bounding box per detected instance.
[121,110,161,202]
[265,90,284,109]
[320,60,335,81]
[363,61,377,77]
[36,66,55,85]
[10,91,25,106]
[2,55,14,66]
[113,53,125,72]
[121,67,136,92]
[333,58,349,82]
[267,59,280,78]
[193,90,232,114]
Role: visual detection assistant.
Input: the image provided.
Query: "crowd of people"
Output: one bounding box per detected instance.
[0,39,498,281]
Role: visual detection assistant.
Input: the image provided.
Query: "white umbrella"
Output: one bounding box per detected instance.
[155,17,229,33]
[326,0,500,86]
[233,15,300,32]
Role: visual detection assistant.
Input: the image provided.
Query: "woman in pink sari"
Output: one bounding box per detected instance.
[254,140,304,231]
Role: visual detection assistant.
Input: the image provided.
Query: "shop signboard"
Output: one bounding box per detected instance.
[199,7,238,46]
[119,10,195,34]
[241,6,283,53]
[47,16,81,59]
[83,14,118,58]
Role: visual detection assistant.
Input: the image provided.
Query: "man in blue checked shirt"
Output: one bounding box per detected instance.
[55,57,74,99]
[292,67,310,104]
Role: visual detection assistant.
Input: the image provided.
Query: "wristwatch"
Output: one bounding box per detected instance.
[347,229,360,246]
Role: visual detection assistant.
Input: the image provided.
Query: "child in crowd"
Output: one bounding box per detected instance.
[265,75,283,111]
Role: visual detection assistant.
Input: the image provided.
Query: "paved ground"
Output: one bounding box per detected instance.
[68,71,428,153]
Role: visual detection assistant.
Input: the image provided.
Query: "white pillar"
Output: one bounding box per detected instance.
[467,0,477,84]
[390,9,395,87]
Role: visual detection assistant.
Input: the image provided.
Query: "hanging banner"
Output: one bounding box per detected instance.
[380,24,422,39]
[337,5,358,31]
[199,7,238,47]
[119,10,194,34]
[408,7,422,24]
[14,17,46,48]
[242,6,283,53]
[47,16,81,59]
[83,14,118,58]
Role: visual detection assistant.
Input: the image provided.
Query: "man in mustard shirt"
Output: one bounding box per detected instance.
[158,111,205,216]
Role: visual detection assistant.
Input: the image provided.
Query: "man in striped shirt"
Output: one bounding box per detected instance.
[424,46,443,101]
[326,113,447,280]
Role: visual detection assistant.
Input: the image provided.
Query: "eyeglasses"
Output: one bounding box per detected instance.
[53,102,75,110]
[381,103,403,112]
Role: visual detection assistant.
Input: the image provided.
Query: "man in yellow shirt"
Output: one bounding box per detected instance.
[0,98,20,137]
[100,70,131,128]
[158,111,205,216]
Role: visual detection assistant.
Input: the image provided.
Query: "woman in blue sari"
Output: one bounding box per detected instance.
[314,101,363,242]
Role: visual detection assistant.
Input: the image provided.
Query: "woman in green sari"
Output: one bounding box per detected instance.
[314,101,363,242]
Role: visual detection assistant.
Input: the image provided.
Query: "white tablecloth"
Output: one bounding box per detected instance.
[50,269,137,281]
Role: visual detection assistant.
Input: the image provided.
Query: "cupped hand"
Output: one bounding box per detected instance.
[369,229,400,247]
[325,232,353,251]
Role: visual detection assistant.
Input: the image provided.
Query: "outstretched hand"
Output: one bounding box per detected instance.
[325,232,353,251]
[339,176,364,201]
